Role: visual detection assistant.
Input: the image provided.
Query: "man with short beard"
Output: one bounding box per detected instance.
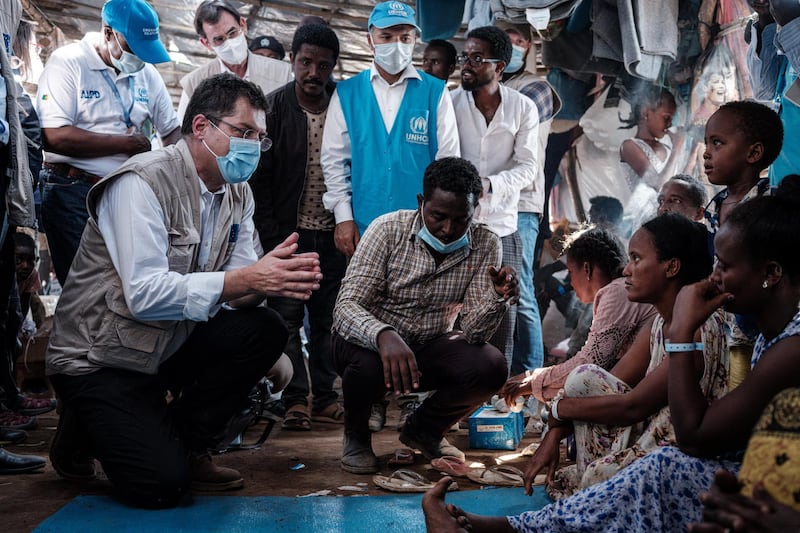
[251,24,346,431]
[450,25,539,373]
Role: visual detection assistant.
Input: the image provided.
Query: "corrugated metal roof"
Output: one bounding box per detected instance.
[20,0,469,104]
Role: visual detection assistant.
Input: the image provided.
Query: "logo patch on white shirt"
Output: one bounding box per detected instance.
[80,89,101,99]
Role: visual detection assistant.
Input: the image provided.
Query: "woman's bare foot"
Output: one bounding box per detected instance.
[422,477,470,532]
[422,477,516,532]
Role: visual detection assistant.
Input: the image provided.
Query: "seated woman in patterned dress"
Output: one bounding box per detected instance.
[502,227,657,405]
[422,184,800,533]
[521,213,728,499]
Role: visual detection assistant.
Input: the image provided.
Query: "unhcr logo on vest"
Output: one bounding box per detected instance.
[406,115,429,145]
[388,1,409,16]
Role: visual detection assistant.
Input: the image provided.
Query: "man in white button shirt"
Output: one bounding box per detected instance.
[321,1,460,258]
[45,74,322,508]
[451,26,539,371]
[177,0,292,121]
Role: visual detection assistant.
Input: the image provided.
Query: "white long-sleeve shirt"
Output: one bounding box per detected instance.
[320,63,460,224]
[96,172,258,322]
[451,84,539,237]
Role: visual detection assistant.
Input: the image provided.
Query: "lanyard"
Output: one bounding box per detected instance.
[100,69,135,128]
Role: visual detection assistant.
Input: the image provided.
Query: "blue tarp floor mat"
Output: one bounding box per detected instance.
[34,486,550,532]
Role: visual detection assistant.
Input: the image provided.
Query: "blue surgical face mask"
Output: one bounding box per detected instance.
[504,44,526,74]
[371,36,414,75]
[416,205,470,254]
[203,122,261,184]
[110,32,145,74]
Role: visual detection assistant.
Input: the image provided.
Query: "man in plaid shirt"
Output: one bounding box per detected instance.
[331,157,519,474]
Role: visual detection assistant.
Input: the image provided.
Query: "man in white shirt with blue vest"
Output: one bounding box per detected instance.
[321,1,460,258]
[451,26,539,372]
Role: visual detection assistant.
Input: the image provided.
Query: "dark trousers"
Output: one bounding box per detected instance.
[268,229,345,412]
[50,307,288,508]
[333,332,507,438]
[0,233,20,403]
[40,166,92,285]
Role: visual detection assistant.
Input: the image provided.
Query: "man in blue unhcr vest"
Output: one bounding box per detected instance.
[320,1,460,259]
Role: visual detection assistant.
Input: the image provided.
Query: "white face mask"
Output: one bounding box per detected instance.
[213,32,248,65]
[372,38,414,75]
[110,32,145,74]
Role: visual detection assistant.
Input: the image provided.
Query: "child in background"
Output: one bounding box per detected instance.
[619,86,687,234]
[703,100,783,388]
[703,100,782,235]
[13,232,44,331]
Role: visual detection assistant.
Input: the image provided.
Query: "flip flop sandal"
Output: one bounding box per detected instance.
[467,464,526,487]
[388,448,415,466]
[430,455,469,477]
[310,403,344,424]
[281,406,311,431]
[373,469,458,493]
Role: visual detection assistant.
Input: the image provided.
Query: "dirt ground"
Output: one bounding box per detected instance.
[0,399,547,532]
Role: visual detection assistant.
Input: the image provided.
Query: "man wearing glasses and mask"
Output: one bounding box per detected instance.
[321,1,460,260]
[37,0,180,286]
[451,26,539,376]
[46,74,323,508]
[177,0,292,121]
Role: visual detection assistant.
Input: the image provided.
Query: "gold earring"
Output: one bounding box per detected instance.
[762,280,769,289]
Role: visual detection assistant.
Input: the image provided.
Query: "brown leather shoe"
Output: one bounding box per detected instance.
[189,452,244,491]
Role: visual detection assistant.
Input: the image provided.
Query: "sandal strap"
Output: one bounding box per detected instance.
[484,464,524,481]
[390,469,430,486]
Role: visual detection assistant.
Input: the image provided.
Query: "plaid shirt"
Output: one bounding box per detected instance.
[333,210,507,351]
[518,80,554,122]
[504,71,557,123]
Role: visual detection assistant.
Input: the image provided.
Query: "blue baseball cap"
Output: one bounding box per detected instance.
[102,0,171,64]
[368,1,420,32]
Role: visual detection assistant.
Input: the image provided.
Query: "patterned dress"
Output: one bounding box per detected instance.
[506,310,800,533]
[547,310,729,498]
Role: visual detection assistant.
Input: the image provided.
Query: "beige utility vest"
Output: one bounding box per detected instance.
[46,140,251,376]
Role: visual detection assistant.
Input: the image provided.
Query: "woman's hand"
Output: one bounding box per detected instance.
[689,470,800,532]
[670,279,732,341]
[501,371,536,407]
[523,426,565,495]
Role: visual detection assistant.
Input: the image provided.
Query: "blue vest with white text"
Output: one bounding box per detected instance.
[337,70,444,234]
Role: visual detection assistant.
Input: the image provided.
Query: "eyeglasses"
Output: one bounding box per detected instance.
[456,54,501,67]
[209,117,272,151]
[209,25,242,47]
